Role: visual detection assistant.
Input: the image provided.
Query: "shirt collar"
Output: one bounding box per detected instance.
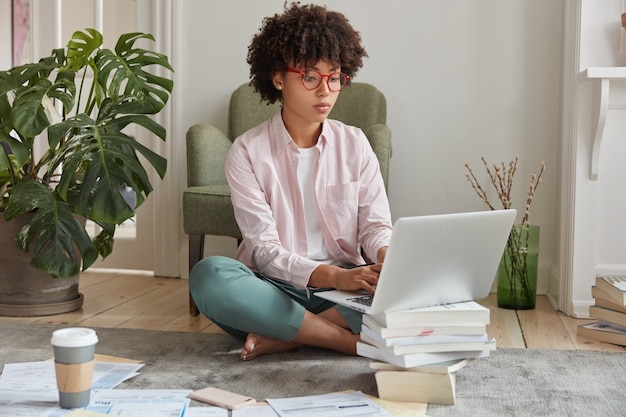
[270,111,334,152]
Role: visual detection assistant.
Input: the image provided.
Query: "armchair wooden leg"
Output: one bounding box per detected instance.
[188,234,205,316]
[189,292,199,317]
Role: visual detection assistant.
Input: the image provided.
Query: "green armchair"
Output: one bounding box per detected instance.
[183,82,392,315]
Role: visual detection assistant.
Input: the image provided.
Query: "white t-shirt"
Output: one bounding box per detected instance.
[297,146,332,263]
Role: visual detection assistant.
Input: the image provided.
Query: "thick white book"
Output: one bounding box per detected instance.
[361,314,487,338]
[369,358,470,374]
[369,300,490,328]
[356,341,491,368]
[361,323,489,347]
[361,333,496,355]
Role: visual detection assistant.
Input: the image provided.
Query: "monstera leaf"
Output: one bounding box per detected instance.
[47,110,166,224]
[0,53,73,170]
[95,32,173,114]
[4,180,99,278]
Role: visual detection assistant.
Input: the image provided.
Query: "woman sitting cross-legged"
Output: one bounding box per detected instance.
[189,2,393,361]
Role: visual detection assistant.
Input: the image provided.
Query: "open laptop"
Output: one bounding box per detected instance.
[314,209,516,315]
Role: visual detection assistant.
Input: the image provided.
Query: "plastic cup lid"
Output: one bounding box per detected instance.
[51,327,98,347]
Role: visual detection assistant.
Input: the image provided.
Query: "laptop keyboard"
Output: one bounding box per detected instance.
[347,295,374,306]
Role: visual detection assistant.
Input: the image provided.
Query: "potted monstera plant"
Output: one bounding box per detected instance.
[0,29,174,316]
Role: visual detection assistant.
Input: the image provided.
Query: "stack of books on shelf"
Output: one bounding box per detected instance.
[577,275,626,346]
[356,300,495,404]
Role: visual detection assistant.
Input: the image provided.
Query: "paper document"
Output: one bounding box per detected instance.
[63,411,111,417]
[266,391,391,417]
[231,404,278,416]
[0,402,59,417]
[0,360,145,417]
[86,389,191,417]
[0,360,144,405]
[183,407,229,417]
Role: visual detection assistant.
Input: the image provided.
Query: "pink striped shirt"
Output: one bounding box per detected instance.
[225,111,393,289]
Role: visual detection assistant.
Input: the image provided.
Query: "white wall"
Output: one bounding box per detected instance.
[178,0,563,292]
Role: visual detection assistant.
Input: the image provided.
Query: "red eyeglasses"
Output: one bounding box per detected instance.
[286,67,349,92]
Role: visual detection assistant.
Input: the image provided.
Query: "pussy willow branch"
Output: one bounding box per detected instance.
[465,156,543,225]
[505,158,517,209]
[520,161,545,227]
[464,164,495,210]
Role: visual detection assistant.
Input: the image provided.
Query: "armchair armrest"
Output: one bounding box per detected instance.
[186,124,232,187]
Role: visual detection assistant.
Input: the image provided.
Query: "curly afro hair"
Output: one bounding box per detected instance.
[247,2,367,104]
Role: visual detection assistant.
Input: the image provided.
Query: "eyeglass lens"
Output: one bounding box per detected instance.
[302,70,347,91]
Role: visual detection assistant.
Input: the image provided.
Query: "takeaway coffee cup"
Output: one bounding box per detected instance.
[51,327,98,409]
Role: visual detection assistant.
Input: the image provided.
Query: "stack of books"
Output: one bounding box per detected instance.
[577,275,626,346]
[356,300,495,404]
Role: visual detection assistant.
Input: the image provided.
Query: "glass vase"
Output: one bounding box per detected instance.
[497,225,539,310]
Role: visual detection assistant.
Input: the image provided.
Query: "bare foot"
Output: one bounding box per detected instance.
[241,333,302,361]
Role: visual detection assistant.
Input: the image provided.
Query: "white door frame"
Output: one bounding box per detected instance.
[136,0,183,277]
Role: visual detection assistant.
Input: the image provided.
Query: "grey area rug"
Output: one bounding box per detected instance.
[1,322,626,417]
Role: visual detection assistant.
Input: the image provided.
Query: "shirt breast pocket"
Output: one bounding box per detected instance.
[325,182,359,238]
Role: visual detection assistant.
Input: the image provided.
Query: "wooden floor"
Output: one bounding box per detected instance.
[1,270,624,352]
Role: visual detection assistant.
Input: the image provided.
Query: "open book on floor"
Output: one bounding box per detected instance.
[577,321,626,346]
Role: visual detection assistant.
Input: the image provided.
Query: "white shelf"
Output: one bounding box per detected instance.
[584,67,626,79]
[582,67,626,180]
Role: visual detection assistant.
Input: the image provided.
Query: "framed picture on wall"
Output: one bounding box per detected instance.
[12,0,31,66]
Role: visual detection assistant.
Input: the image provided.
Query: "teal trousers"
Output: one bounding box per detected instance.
[189,256,362,341]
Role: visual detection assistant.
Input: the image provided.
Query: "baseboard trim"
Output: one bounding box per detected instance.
[545,292,559,311]
[571,300,592,318]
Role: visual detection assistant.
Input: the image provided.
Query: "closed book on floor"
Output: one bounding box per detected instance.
[589,305,626,328]
[577,321,626,346]
[595,276,626,306]
[356,341,491,368]
[592,287,626,314]
[375,370,456,404]
[361,314,487,338]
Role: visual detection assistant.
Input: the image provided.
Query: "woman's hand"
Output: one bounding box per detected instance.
[310,263,382,293]
[335,263,382,293]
